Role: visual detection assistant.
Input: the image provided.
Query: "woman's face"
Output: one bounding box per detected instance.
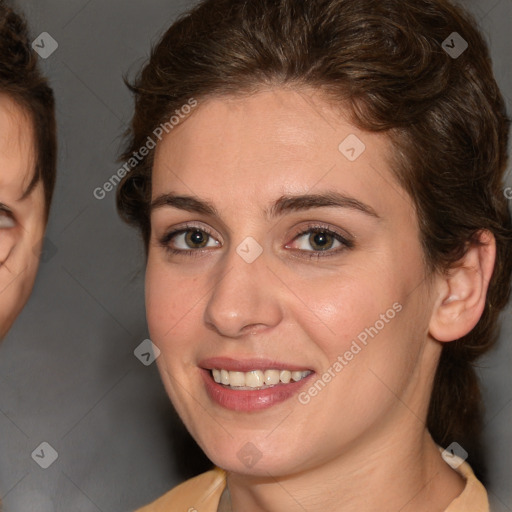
[146,88,441,477]
[0,95,46,340]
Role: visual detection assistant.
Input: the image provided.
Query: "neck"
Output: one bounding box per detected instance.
[225,430,465,512]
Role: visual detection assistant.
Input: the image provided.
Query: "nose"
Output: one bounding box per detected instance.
[203,243,284,338]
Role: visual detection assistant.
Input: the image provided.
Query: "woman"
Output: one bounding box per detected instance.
[117,0,511,510]
[0,1,56,340]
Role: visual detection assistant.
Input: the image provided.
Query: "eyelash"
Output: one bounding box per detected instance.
[158,222,354,260]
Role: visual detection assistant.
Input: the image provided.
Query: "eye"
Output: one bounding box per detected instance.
[286,224,354,258]
[0,208,15,229]
[160,224,220,255]
[158,222,354,259]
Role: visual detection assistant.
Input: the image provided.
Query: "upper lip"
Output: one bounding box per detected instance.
[199,356,313,373]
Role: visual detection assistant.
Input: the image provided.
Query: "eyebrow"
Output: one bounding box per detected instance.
[150,191,380,220]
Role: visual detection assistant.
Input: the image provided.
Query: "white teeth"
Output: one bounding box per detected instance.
[220,369,230,385]
[229,371,245,387]
[291,371,303,382]
[279,370,291,383]
[210,368,312,388]
[245,370,264,388]
[264,369,280,385]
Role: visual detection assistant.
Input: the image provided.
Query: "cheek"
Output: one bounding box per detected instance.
[289,266,399,357]
[145,261,172,340]
[299,277,429,419]
[288,257,427,409]
[145,257,202,351]
[0,214,45,332]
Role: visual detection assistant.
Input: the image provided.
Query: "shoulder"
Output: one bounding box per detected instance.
[444,458,489,512]
[135,467,227,512]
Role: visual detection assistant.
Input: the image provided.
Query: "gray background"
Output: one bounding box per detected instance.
[0,0,510,511]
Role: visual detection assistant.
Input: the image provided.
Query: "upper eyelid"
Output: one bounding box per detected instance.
[163,221,345,235]
[292,223,351,237]
[163,222,218,240]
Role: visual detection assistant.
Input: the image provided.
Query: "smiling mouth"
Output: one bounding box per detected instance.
[210,368,313,389]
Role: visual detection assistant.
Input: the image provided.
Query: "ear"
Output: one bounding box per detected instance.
[429,230,496,343]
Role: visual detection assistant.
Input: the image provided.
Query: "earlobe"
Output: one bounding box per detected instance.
[429,230,496,343]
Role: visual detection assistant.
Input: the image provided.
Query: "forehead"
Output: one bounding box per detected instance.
[0,94,36,197]
[152,88,409,217]
[155,88,357,170]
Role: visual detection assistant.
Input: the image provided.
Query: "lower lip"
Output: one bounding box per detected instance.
[200,368,315,412]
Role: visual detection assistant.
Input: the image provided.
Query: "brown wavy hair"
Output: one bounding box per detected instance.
[0,0,57,219]
[117,0,512,481]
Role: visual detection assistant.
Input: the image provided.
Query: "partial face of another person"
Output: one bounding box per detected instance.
[0,94,46,340]
[145,88,444,477]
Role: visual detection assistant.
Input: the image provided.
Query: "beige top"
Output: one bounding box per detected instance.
[135,458,489,512]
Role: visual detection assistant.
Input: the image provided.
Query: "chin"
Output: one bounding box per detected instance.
[202,440,302,478]
[216,457,292,477]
